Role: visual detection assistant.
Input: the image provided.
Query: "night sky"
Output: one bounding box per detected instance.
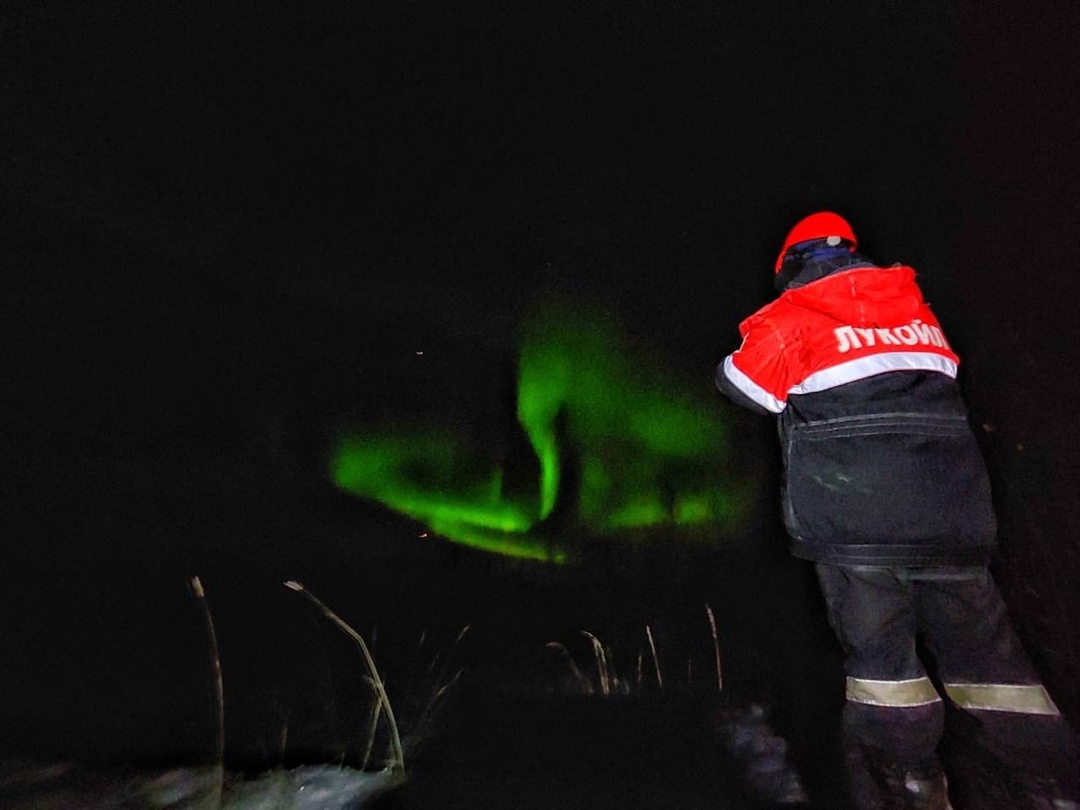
[3,0,1080,795]
[7,1,969,510]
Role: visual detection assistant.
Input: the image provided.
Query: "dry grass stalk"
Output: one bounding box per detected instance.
[706,603,723,692]
[283,580,405,775]
[581,631,612,695]
[190,575,224,810]
[645,624,663,689]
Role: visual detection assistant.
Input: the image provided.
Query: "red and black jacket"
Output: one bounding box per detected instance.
[716,263,997,566]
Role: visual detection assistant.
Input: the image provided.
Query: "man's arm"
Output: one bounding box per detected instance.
[715,356,776,415]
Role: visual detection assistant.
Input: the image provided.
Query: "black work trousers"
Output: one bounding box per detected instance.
[815,563,1079,809]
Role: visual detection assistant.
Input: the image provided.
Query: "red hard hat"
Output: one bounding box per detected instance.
[774,211,857,273]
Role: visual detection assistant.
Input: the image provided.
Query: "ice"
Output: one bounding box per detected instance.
[220,766,402,810]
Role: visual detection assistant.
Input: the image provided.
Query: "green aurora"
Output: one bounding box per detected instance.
[330,300,750,562]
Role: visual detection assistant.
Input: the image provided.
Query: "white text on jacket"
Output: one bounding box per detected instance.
[834,320,951,353]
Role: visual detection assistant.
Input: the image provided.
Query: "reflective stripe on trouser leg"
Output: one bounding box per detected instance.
[943,682,1060,715]
[846,676,942,708]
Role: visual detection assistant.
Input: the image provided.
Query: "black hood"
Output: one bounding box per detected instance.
[775,239,874,291]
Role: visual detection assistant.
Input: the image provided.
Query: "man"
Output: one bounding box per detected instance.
[715,212,1078,809]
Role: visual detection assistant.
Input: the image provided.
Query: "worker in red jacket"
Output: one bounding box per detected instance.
[716,212,1078,809]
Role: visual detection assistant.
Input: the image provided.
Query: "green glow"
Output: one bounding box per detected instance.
[426,518,566,564]
[329,298,750,562]
[674,495,712,526]
[332,432,537,533]
[606,498,670,529]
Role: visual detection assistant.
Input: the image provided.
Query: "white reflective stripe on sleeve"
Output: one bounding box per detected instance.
[846,676,942,707]
[791,352,958,396]
[943,683,1061,715]
[722,355,786,414]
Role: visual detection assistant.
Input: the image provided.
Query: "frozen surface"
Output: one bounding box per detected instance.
[220,766,402,810]
[0,761,402,810]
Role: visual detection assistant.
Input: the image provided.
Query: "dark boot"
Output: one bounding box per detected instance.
[874,760,952,810]
[844,745,953,809]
